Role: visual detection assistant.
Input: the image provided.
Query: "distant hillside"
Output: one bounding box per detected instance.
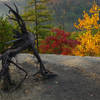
[0,0,99,31]
[49,0,94,31]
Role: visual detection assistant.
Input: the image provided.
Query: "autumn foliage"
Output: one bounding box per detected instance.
[73,31,100,56]
[74,1,100,30]
[39,28,80,55]
[73,1,100,57]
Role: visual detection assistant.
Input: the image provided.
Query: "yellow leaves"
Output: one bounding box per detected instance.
[73,1,100,57]
[73,31,100,56]
[89,1,98,13]
[74,2,100,30]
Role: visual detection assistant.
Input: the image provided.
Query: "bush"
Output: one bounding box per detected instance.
[74,2,100,32]
[39,28,80,55]
[72,31,100,56]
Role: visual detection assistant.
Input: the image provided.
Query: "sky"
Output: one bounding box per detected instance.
[0,0,9,1]
[0,0,19,16]
[0,0,27,16]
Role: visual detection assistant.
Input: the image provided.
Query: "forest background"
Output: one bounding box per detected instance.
[0,0,100,57]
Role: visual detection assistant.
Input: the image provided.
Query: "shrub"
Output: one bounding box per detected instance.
[74,2,100,31]
[72,31,100,56]
[39,28,80,55]
[73,1,100,34]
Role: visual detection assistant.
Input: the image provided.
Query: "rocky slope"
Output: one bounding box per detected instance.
[0,54,100,100]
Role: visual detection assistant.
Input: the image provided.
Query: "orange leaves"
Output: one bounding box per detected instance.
[89,1,99,13]
[73,31,100,56]
[73,2,100,57]
[74,2,100,30]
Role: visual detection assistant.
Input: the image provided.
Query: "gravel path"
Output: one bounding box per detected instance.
[0,54,100,100]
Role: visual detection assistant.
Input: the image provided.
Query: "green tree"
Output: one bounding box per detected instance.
[0,17,13,52]
[23,0,53,50]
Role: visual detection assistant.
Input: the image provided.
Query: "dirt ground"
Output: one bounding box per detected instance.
[0,54,100,100]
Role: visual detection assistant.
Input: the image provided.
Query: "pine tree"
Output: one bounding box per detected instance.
[0,17,13,52]
[23,0,53,50]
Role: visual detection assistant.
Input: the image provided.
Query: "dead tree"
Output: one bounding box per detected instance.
[0,3,56,91]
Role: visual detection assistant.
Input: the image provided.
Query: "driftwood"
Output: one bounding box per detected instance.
[0,3,56,91]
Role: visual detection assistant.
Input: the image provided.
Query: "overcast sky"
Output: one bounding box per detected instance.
[0,0,18,2]
[0,0,9,1]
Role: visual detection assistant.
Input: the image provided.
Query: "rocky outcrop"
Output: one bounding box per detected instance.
[0,54,100,100]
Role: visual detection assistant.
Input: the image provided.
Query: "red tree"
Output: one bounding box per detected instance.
[39,28,80,55]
